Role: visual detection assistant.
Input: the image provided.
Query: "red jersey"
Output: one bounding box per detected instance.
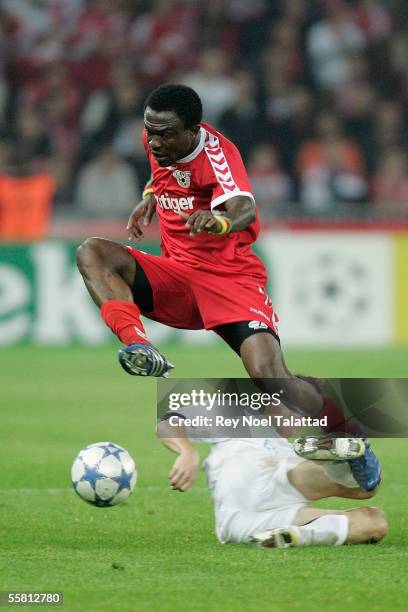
[143,122,266,281]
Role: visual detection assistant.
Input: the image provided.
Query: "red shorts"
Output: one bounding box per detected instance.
[127,248,279,334]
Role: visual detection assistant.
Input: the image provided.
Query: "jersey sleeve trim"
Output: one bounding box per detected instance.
[211,190,255,211]
[205,135,240,195]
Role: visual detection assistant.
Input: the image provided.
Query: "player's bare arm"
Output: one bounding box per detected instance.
[223,195,256,231]
[127,192,156,242]
[179,195,256,236]
[156,420,200,492]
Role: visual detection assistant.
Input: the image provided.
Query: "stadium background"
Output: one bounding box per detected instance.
[1,0,408,348]
[1,2,408,611]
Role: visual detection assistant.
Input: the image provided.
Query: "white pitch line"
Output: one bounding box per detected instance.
[3,483,407,494]
[1,486,208,494]
[4,488,71,494]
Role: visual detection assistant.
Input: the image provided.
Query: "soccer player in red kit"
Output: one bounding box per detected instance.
[77,83,288,383]
[75,84,382,492]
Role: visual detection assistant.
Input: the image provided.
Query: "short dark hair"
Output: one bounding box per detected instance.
[144,84,203,129]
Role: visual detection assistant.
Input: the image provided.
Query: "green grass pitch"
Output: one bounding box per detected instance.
[1,344,408,611]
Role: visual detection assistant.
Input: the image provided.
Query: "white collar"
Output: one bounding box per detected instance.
[176,127,205,164]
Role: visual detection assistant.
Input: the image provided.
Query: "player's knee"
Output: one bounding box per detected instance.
[357,474,382,499]
[367,507,388,541]
[246,358,284,380]
[76,237,106,273]
[357,486,378,500]
[360,506,388,542]
[364,507,388,542]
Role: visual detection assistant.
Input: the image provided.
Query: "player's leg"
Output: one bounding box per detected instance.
[251,458,387,548]
[205,272,357,432]
[286,454,380,500]
[287,456,385,546]
[252,506,388,548]
[218,323,364,434]
[76,237,173,376]
[220,325,353,431]
[240,332,322,411]
[216,324,320,411]
[201,276,322,413]
[208,446,384,546]
[76,237,137,306]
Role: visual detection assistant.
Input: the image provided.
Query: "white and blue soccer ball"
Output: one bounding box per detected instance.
[71,442,137,507]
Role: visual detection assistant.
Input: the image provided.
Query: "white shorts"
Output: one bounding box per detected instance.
[204,440,309,544]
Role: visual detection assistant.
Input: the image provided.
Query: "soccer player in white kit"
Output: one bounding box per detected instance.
[157,415,388,548]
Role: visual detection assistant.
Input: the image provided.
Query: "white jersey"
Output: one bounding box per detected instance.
[163,407,307,544]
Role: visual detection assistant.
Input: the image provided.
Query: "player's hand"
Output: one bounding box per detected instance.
[179,211,222,236]
[169,449,200,492]
[127,193,156,241]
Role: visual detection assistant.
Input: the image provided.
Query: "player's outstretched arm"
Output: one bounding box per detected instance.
[156,420,200,492]
[180,195,256,235]
[223,195,256,231]
[127,192,156,241]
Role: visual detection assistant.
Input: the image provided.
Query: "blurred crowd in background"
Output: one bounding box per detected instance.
[0,0,408,220]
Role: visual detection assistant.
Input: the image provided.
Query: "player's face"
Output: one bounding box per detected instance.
[144,107,200,167]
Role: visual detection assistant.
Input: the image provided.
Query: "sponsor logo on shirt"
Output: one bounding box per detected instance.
[248,320,269,330]
[156,194,194,213]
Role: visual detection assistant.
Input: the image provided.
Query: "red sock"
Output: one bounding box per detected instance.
[318,397,358,435]
[101,300,150,346]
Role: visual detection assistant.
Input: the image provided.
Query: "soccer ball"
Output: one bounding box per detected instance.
[71,442,137,507]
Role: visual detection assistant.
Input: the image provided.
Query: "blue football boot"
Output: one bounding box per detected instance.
[349,439,381,492]
[118,343,174,377]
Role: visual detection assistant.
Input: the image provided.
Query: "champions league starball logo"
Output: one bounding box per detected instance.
[173,169,191,188]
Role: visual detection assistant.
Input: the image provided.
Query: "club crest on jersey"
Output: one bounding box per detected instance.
[173,169,191,188]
